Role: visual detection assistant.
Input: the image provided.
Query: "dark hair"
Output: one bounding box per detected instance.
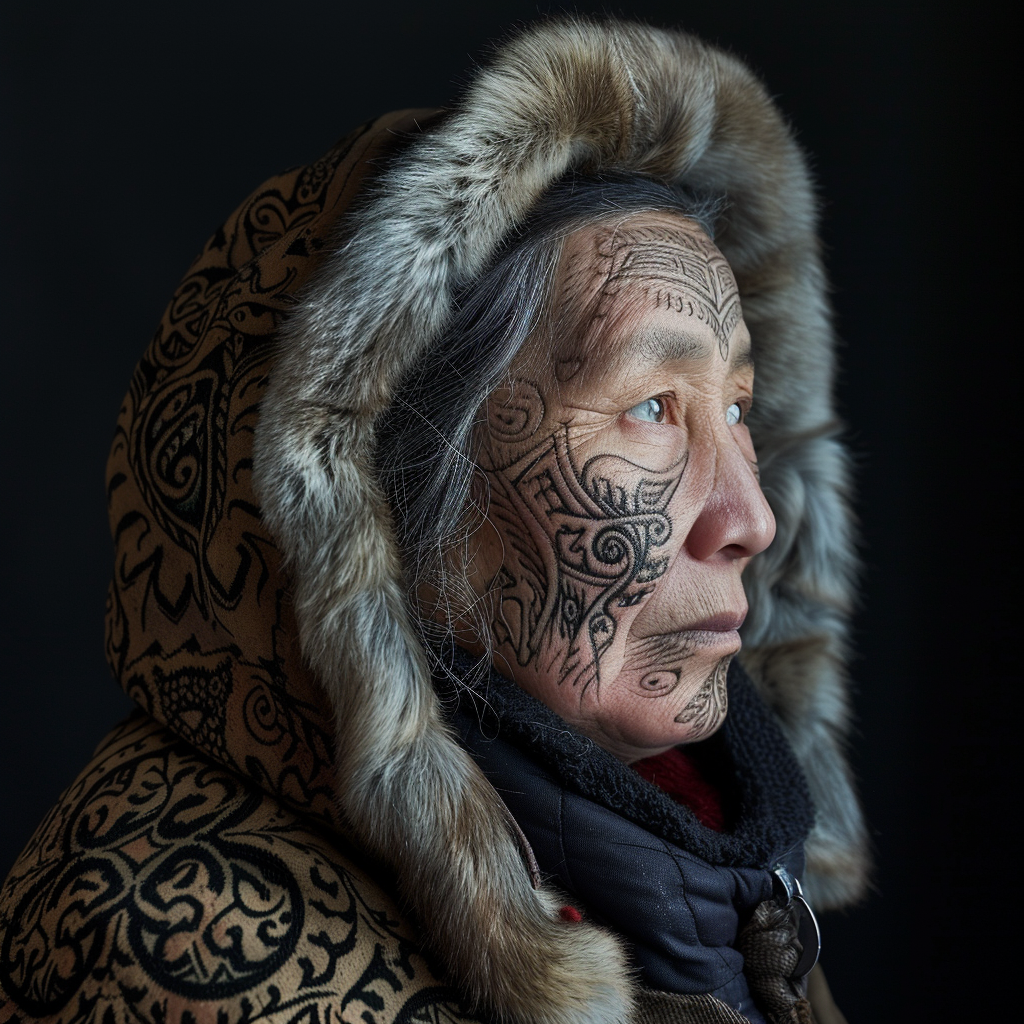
[375,173,722,655]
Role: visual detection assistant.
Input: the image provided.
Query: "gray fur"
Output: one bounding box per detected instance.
[254,17,868,1021]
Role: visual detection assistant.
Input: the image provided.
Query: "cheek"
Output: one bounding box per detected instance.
[659,427,717,532]
[588,440,710,598]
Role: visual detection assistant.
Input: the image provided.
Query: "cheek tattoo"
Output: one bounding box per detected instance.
[484,380,686,695]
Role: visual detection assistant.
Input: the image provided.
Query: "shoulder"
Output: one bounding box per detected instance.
[0,713,482,1024]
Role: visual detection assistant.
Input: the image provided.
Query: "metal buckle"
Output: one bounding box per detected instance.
[772,866,821,980]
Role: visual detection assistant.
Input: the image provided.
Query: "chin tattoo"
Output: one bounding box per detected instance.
[674,656,732,740]
[625,632,700,698]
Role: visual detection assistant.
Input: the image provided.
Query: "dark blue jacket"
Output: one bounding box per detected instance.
[441,653,814,1022]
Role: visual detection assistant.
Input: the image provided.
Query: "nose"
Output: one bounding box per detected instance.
[684,437,776,563]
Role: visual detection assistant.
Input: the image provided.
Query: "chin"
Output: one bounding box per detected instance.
[671,656,733,744]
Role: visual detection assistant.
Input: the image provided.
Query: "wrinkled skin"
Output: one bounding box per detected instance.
[466,212,776,763]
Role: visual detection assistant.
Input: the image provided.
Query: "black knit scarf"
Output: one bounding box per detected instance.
[435,649,813,869]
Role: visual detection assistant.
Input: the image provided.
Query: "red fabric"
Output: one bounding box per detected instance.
[558,905,583,923]
[632,747,725,832]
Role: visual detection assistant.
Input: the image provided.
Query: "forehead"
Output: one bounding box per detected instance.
[548,211,745,369]
[559,213,724,294]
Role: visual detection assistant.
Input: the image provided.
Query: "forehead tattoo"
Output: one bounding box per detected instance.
[579,224,743,359]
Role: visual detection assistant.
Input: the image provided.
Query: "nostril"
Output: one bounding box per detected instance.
[684,458,776,562]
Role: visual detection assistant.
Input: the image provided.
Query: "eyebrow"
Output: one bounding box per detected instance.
[626,327,754,373]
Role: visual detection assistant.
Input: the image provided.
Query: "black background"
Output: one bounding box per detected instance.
[0,2,1014,1019]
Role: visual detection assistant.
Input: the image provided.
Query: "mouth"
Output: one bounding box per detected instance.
[628,605,748,653]
[682,609,747,633]
[629,609,747,658]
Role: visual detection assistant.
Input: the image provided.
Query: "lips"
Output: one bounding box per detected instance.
[683,609,747,632]
[629,601,748,643]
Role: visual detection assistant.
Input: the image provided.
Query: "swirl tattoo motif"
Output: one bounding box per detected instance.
[485,379,546,443]
[627,633,699,697]
[484,383,685,693]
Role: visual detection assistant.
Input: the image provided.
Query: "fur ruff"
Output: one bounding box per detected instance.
[254,18,868,1021]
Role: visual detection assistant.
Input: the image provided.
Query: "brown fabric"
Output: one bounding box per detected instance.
[102,109,438,834]
[633,989,752,1023]
[0,713,481,1024]
[736,901,814,1024]
[0,111,487,1024]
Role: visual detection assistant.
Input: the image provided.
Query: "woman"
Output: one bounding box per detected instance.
[0,19,865,1024]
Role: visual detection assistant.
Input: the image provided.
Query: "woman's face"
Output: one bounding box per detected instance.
[468,212,775,762]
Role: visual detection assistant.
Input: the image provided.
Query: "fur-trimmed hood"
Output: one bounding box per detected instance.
[102,18,867,1024]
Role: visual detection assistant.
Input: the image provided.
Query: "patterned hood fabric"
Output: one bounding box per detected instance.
[1,19,866,1024]
[0,112,488,1024]
[103,111,436,837]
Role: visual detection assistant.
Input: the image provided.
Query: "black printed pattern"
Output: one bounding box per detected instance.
[0,715,478,1023]
[100,115,431,840]
[1,112,476,1023]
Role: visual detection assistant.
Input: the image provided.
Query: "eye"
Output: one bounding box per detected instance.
[627,397,666,423]
[725,402,743,426]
